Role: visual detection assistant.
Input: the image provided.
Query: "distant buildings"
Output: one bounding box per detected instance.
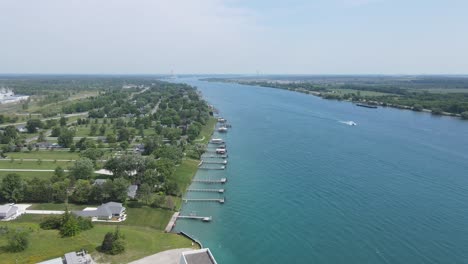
[0,88,29,104]
[179,248,218,264]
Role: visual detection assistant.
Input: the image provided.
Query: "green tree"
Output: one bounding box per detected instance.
[60,116,67,126]
[1,173,24,202]
[71,180,92,203]
[136,183,153,205]
[38,131,46,142]
[26,119,43,133]
[60,211,80,237]
[112,177,129,203]
[100,227,125,255]
[69,158,94,180]
[80,148,104,163]
[58,128,75,148]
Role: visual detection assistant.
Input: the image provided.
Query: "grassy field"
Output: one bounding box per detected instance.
[6,151,80,160]
[0,160,72,170]
[174,159,199,196]
[0,171,54,181]
[196,117,217,144]
[27,203,89,211]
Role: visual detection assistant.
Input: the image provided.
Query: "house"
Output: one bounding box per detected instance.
[73,202,126,222]
[179,248,218,264]
[37,249,95,264]
[127,185,138,199]
[0,204,19,220]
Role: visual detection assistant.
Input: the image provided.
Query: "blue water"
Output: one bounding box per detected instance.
[174,78,468,264]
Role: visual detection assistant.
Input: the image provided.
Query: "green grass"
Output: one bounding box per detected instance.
[174,159,199,195]
[27,203,89,211]
[0,171,54,181]
[0,160,72,170]
[0,204,196,264]
[0,221,194,264]
[196,117,217,144]
[6,151,80,160]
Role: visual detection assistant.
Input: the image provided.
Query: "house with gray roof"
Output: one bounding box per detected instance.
[0,204,19,220]
[37,249,95,264]
[73,202,126,222]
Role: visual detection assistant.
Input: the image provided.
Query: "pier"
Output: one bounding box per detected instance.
[177,215,212,222]
[187,188,225,193]
[198,166,225,170]
[201,160,227,164]
[201,154,228,158]
[183,198,225,204]
[192,178,227,184]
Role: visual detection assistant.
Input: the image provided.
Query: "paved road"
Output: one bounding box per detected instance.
[25,210,65,215]
[128,248,194,264]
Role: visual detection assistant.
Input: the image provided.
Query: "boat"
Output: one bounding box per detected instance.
[210,138,224,144]
[202,216,212,222]
[356,103,378,109]
[218,127,228,132]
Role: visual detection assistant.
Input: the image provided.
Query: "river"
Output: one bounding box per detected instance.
[173,78,468,264]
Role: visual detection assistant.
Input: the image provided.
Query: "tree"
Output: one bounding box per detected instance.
[27,144,33,152]
[51,126,61,137]
[60,211,80,237]
[112,178,129,203]
[80,148,104,163]
[58,128,75,148]
[69,158,94,180]
[60,116,67,126]
[71,180,92,203]
[38,131,46,142]
[137,183,153,205]
[151,194,166,208]
[99,125,107,136]
[89,124,98,136]
[101,227,125,255]
[1,173,24,202]
[153,145,183,164]
[25,119,43,133]
[7,229,29,252]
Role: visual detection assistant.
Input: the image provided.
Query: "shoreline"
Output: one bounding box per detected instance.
[203,79,467,120]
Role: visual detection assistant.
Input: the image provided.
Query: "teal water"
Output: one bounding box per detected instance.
[174,78,468,264]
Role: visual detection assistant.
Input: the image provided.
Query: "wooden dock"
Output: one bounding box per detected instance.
[187,188,225,193]
[198,166,225,170]
[177,215,212,222]
[165,212,180,232]
[192,178,227,184]
[183,198,225,204]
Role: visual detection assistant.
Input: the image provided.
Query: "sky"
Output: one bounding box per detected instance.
[0,0,467,74]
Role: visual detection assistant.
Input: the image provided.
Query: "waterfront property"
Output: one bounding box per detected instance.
[73,202,127,222]
[179,248,218,264]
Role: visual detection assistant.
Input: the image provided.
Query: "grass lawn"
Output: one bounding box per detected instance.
[174,159,199,195]
[27,203,89,211]
[0,160,72,170]
[0,171,54,181]
[196,117,217,144]
[0,217,194,264]
[6,151,80,160]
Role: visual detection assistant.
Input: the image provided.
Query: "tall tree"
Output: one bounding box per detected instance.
[1,173,24,202]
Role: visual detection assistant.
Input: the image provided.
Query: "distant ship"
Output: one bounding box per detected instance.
[356,103,378,109]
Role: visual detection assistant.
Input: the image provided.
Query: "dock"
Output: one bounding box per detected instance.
[177,215,212,222]
[187,188,224,193]
[201,154,228,158]
[192,178,227,184]
[183,198,225,204]
[201,160,227,165]
[198,166,225,170]
[165,212,180,232]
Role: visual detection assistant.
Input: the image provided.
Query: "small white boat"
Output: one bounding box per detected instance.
[218,127,228,132]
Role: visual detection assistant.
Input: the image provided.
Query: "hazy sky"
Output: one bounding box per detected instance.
[1,0,467,74]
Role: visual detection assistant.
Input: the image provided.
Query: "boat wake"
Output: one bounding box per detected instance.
[339,121,357,126]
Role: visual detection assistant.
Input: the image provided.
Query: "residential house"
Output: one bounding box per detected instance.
[179,248,218,264]
[0,204,18,220]
[73,202,126,222]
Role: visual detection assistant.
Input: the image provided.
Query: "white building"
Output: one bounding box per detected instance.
[179,248,218,264]
[0,88,29,104]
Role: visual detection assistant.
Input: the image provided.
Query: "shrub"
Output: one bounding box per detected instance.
[100,227,125,255]
[40,216,62,230]
[7,229,30,252]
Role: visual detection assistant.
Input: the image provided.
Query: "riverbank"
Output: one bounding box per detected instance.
[203,78,468,120]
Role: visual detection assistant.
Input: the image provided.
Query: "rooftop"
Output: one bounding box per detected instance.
[181,249,218,264]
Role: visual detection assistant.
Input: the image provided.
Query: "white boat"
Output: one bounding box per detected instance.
[218,127,228,132]
[210,138,224,144]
